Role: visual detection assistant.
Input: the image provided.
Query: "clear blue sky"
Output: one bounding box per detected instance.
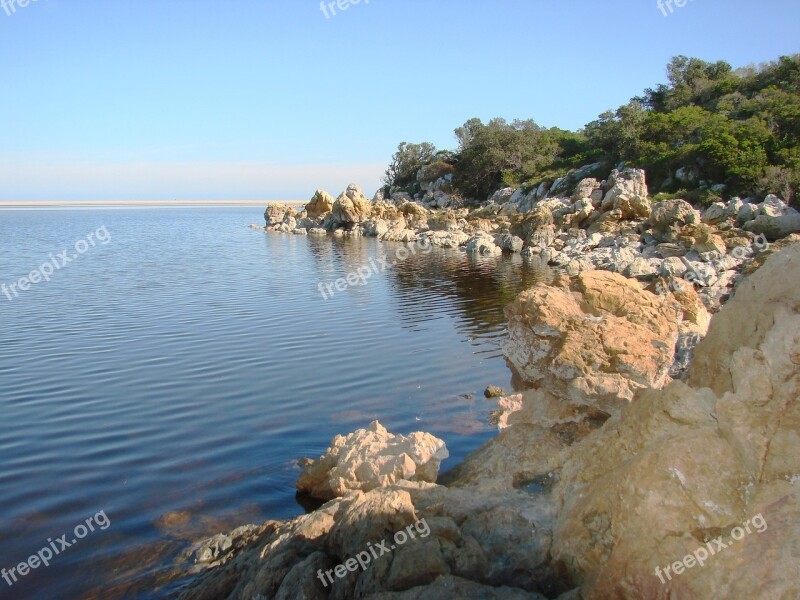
[1,0,798,201]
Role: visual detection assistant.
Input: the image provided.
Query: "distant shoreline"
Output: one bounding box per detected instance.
[0,200,305,209]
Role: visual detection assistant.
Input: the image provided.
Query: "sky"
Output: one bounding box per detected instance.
[0,0,798,201]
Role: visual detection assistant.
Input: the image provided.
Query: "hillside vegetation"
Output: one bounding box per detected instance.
[384,54,800,206]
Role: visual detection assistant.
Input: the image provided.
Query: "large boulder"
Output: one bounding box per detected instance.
[331,183,372,226]
[305,189,335,219]
[296,421,449,500]
[601,168,648,212]
[503,271,682,409]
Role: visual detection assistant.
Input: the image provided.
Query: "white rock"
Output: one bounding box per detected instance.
[296,421,449,500]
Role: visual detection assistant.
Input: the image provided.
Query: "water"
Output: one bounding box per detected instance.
[0,208,550,599]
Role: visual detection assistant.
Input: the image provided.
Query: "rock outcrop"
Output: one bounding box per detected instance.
[331,184,372,227]
[503,270,682,408]
[306,190,335,219]
[258,172,795,322]
[296,421,449,501]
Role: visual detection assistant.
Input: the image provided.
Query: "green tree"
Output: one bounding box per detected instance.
[383,142,437,191]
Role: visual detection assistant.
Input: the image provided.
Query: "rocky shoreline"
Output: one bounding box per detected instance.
[182,169,800,598]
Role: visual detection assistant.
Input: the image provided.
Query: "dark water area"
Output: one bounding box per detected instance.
[0,208,550,599]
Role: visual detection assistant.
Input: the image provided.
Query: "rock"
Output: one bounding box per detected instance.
[490,187,516,204]
[649,199,700,241]
[495,233,524,253]
[296,421,449,500]
[264,203,296,228]
[466,233,502,256]
[369,575,548,599]
[432,190,451,209]
[484,385,506,399]
[569,198,594,228]
[305,190,335,219]
[184,524,268,569]
[571,178,601,202]
[660,256,688,278]
[503,271,681,408]
[601,168,648,213]
[736,201,758,226]
[614,193,651,220]
[680,224,727,255]
[701,201,728,225]
[656,242,688,258]
[331,184,372,226]
[624,257,661,281]
[743,195,800,240]
[425,230,470,248]
[391,191,414,204]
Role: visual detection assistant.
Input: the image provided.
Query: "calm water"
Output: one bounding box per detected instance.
[0,208,550,599]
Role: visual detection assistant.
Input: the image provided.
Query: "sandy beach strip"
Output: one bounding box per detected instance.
[0,200,306,209]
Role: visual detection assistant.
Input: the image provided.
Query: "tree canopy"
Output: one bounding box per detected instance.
[383,54,800,205]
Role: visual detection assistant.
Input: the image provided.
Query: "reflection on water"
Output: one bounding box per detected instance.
[0,210,550,599]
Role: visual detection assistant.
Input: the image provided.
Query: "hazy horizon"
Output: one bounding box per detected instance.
[1,0,799,201]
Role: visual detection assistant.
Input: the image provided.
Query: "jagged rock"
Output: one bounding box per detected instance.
[305,190,335,219]
[614,193,651,220]
[296,421,449,500]
[331,184,372,226]
[513,206,554,239]
[432,190,451,209]
[601,168,648,213]
[503,271,681,408]
[264,203,296,228]
[391,191,414,204]
[175,229,800,600]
